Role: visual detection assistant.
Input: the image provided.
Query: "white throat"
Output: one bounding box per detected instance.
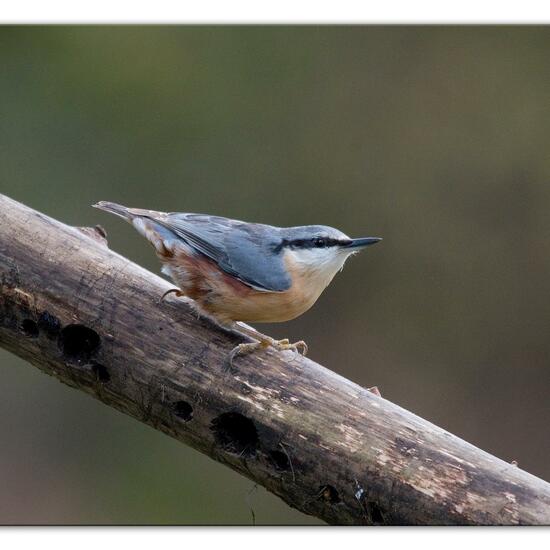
[285,247,354,291]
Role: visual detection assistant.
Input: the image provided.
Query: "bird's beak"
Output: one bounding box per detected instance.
[343,237,382,249]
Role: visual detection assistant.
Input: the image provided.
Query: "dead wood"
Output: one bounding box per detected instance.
[1,193,549,525]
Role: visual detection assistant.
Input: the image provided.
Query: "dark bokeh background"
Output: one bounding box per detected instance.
[1,26,549,524]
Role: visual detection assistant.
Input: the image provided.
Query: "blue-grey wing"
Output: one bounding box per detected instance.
[155,213,292,292]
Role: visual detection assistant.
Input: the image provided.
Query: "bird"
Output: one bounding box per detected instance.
[93,201,381,365]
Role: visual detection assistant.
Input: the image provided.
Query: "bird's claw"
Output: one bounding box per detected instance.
[227,337,308,370]
[227,340,270,370]
[159,288,184,304]
[274,339,308,358]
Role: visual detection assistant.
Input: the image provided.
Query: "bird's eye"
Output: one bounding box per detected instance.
[313,237,326,248]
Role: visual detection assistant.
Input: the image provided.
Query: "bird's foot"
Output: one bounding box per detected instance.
[272,338,308,358]
[159,288,184,304]
[227,334,308,370]
[227,340,270,371]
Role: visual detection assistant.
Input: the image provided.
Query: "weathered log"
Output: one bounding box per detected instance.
[0,193,549,525]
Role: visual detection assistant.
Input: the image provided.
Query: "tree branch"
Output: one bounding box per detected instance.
[1,193,549,525]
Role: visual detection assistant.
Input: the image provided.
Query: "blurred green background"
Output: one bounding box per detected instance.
[1,26,550,525]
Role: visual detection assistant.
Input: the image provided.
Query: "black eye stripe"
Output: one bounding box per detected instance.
[313,237,326,247]
[285,237,340,249]
[276,237,346,252]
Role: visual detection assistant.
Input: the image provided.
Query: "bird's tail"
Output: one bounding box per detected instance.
[93,201,175,256]
[93,201,167,223]
[93,201,133,220]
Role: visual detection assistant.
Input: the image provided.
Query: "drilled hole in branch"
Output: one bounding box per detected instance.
[268,449,290,471]
[38,311,61,338]
[21,319,39,338]
[210,412,259,458]
[319,485,341,504]
[173,400,193,422]
[59,324,100,362]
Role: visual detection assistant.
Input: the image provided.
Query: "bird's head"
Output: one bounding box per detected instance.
[279,225,381,287]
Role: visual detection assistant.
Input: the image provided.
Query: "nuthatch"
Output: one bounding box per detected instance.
[93,201,381,364]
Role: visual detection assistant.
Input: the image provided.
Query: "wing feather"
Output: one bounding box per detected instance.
[153,214,291,292]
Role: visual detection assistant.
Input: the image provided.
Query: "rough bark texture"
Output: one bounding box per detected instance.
[1,193,549,525]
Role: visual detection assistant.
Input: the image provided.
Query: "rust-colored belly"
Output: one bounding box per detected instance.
[208,281,319,323]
